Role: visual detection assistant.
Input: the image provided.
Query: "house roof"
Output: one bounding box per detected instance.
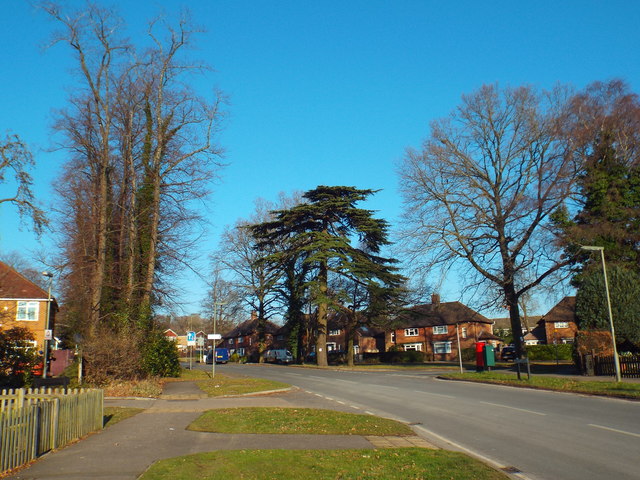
[223,318,280,339]
[491,315,543,330]
[395,301,492,328]
[541,297,576,324]
[0,261,51,300]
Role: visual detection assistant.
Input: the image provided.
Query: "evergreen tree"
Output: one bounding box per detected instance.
[251,186,405,367]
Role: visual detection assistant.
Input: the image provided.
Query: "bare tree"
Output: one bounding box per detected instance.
[0,133,48,234]
[399,84,578,358]
[41,3,225,379]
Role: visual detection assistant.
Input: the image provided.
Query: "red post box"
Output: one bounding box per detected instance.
[475,342,486,372]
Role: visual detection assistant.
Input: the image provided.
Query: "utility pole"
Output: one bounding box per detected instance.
[41,271,54,378]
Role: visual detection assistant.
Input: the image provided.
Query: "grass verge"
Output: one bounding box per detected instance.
[441,372,640,399]
[103,406,144,427]
[193,373,289,397]
[139,448,508,480]
[188,407,413,435]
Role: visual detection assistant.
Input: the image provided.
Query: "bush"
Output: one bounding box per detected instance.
[526,344,573,361]
[381,350,426,364]
[0,327,41,388]
[142,330,181,377]
[82,326,143,385]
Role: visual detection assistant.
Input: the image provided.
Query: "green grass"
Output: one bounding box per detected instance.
[139,448,508,480]
[188,407,414,435]
[193,373,290,397]
[442,372,640,399]
[103,406,144,427]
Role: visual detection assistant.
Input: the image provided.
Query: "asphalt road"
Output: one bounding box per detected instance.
[208,363,640,480]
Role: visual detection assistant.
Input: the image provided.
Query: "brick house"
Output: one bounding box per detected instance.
[0,261,58,351]
[325,313,385,355]
[388,295,495,361]
[539,296,578,344]
[220,314,280,360]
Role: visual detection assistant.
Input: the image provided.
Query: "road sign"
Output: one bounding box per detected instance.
[208,333,222,340]
[44,329,53,341]
[187,331,196,346]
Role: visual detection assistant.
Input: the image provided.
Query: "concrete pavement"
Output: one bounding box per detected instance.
[7,381,433,480]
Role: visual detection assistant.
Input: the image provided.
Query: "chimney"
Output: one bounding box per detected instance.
[431,293,441,305]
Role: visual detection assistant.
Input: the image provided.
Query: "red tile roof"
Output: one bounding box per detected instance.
[0,261,49,299]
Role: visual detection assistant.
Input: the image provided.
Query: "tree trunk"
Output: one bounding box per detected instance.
[316,260,328,367]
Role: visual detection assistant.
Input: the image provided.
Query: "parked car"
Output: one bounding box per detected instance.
[501,346,516,362]
[205,348,230,364]
[264,349,294,364]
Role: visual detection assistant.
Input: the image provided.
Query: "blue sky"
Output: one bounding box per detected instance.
[2,1,639,316]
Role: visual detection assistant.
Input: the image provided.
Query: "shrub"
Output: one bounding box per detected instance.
[381,350,426,364]
[82,326,143,385]
[526,344,573,361]
[142,330,181,377]
[0,327,41,388]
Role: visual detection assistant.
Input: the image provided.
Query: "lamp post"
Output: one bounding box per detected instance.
[212,302,225,378]
[580,246,622,382]
[41,271,54,378]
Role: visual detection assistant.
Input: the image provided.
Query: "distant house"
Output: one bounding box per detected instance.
[539,296,578,344]
[220,313,280,360]
[388,294,497,361]
[325,313,386,356]
[163,329,179,341]
[0,261,58,351]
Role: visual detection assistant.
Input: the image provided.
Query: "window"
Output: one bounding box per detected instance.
[237,348,245,356]
[17,301,39,321]
[390,332,396,342]
[327,342,338,352]
[329,329,341,336]
[404,328,419,337]
[433,341,452,354]
[561,338,574,344]
[228,338,234,345]
[238,336,244,344]
[433,325,448,335]
[276,335,284,341]
[461,327,467,339]
[555,322,570,329]
[403,343,422,351]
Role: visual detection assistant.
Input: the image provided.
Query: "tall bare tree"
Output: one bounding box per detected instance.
[42,3,224,378]
[0,134,48,234]
[399,84,578,358]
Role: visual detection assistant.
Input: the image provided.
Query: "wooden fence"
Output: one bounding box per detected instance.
[0,387,103,474]
[594,354,640,378]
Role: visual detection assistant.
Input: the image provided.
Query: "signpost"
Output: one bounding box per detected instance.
[187,331,196,369]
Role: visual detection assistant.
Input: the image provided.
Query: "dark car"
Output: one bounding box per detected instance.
[500,346,516,362]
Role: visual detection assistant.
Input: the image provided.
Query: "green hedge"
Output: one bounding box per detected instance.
[526,344,573,361]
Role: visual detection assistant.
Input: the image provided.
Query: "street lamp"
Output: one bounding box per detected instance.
[580,246,622,382]
[41,271,54,378]
[212,302,226,378]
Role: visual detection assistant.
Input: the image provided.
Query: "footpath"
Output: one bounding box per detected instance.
[7,381,433,480]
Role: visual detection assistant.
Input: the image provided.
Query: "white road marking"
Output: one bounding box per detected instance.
[413,390,455,398]
[365,411,375,415]
[480,401,546,416]
[588,424,640,438]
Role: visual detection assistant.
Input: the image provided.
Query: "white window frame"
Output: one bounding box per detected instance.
[433,341,452,354]
[404,328,419,337]
[237,347,245,356]
[433,325,448,335]
[17,301,39,321]
[329,329,341,336]
[327,342,338,352]
[238,336,244,344]
[228,338,234,345]
[555,321,570,329]
[403,343,422,352]
[461,327,467,339]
